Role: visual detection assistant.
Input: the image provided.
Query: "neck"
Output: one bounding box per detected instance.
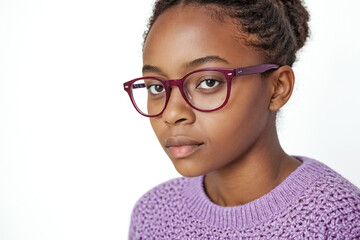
[204,118,301,207]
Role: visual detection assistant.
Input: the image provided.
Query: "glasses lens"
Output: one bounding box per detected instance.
[131,79,166,116]
[184,70,228,110]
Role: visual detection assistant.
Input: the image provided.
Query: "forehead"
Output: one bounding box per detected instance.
[143,5,263,73]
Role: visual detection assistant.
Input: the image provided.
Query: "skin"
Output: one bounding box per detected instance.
[143,4,301,207]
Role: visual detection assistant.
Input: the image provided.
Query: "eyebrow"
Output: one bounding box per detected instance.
[142,55,230,74]
[142,65,162,74]
[185,55,229,68]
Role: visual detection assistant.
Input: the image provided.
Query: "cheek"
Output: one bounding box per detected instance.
[149,118,164,144]
[198,83,271,166]
[147,80,272,176]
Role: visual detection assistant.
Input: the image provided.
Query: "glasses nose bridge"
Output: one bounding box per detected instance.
[165,77,190,109]
[167,78,184,89]
[166,78,188,100]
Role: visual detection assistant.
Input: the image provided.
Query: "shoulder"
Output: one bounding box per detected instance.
[311,158,360,201]
[128,177,190,237]
[298,157,360,238]
[132,176,188,209]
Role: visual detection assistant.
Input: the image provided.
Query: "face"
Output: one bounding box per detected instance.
[143,5,274,177]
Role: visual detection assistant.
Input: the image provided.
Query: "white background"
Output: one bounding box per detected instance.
[0,0,359,239]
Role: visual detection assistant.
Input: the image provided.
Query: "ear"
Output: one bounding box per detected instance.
[269,65,295,111]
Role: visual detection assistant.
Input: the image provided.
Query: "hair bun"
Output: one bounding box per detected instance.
[146,0,311,66]
[277,0,310,51]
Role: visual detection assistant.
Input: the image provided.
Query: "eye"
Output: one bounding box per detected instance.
[148,84,165,95]
[197,79,221,89]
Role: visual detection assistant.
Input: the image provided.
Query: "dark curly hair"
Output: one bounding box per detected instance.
[143,0,310,67]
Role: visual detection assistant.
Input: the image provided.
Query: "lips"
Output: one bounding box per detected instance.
[165,136,204,159]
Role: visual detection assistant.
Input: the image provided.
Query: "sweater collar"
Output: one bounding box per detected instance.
[182,156,325,229]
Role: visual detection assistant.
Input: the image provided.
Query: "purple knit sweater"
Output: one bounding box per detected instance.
[129,156,360,239]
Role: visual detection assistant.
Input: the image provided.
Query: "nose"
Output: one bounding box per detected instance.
[162,86,195,125]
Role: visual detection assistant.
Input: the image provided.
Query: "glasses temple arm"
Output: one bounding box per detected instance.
[235,64,280,76]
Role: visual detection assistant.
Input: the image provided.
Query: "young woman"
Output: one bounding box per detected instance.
[124,0,360,238]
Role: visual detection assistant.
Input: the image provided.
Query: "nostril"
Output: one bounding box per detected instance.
[174,118,187,124]
[165,118,188,126]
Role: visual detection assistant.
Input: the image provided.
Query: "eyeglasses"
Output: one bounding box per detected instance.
[123,64,280,117]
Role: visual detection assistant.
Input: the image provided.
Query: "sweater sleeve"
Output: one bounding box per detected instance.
[325,187,360,239]
[128,207,136,240]
[128,200,142,240]
[326,213,360,239]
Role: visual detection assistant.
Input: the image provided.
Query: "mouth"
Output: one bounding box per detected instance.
[165,136,204,159]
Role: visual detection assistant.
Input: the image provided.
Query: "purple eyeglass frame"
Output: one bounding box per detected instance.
[123,63,280,117]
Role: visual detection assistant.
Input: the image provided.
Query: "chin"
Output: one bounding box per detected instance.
[172,159,208,178]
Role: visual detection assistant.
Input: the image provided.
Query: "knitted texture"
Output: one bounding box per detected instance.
[129,156,360,239]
